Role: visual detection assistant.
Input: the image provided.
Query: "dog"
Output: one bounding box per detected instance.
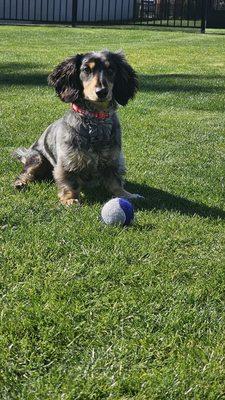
[13,50,143,205]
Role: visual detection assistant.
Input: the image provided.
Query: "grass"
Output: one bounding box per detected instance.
[1,25,225,399]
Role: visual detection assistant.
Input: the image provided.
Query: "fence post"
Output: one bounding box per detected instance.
[133,0,137,21]
[201,0,208,33]
[72,0,78,27]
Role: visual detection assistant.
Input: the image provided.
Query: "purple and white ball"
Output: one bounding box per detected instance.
[101,198,134,226]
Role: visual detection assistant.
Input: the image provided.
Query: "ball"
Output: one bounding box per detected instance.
[101,198,134,226]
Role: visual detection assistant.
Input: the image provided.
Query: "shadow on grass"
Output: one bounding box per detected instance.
[1,62,225,97]
[139,73,225,94]
[0,62,48,86]
[126,181,225,220]
[84,181,225,220]
[11,176,225,220]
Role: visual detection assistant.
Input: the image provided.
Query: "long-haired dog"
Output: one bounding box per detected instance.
[13,50,142,205]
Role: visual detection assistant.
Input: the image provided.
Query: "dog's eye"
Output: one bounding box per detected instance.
[82,66,91,74]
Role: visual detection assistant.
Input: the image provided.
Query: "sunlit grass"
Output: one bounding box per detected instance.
[1,25,225,399]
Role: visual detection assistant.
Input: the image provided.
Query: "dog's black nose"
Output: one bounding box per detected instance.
[96,87,108,100]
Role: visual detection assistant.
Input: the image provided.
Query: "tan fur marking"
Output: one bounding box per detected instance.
[14,155,51,189]
[14,173,34,189]
[54,163,81,206]
[88,62,95,70]
[104,177,139,199]
[83,75,99,101]
[59,191,81,206]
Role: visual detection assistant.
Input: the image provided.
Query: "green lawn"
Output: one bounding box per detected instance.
[1,25,225,399]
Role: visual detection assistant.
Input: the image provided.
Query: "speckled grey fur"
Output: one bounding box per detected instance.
[13,50,142,202]
[13,107,126,186]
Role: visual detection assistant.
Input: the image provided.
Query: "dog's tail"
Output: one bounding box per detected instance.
[12,147,30,164]
[12,147,43,167]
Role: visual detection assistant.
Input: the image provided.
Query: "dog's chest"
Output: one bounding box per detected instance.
[63,113,121,182]
[66,119,119,176]
[67,146,118,173]
[75,118,114,150]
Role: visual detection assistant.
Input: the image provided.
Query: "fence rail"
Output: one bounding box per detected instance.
[0,0,205,30]
[134,0,202,28]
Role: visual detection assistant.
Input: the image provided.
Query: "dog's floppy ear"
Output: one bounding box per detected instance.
[111,51,138,106]
[48,54,84,103]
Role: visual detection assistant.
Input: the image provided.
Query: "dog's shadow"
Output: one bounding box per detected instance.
[85,181,225,221]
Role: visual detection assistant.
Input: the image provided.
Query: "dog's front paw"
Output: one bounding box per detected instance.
[130,193,145,200]
[66,198,81,207]
[114,189,144,200]
[123,193,144,200]
[59,194,81,207]
[14,179,27,190]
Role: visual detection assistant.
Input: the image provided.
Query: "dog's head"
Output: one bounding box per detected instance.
[48,50,138,107]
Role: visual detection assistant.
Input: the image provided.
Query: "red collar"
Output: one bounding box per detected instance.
[72,103,110,119]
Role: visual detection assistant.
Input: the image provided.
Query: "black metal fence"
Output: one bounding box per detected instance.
[135,0,202,28]
[207,0,225,27]
[0,0,206,30]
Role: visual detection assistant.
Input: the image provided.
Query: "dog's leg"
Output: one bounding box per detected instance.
[53,164,81,206]
[103,173,143,200]
[13,150,52,190]
[102,152,144,200]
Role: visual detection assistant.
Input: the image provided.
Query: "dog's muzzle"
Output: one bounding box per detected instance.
[95,87,108,100]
